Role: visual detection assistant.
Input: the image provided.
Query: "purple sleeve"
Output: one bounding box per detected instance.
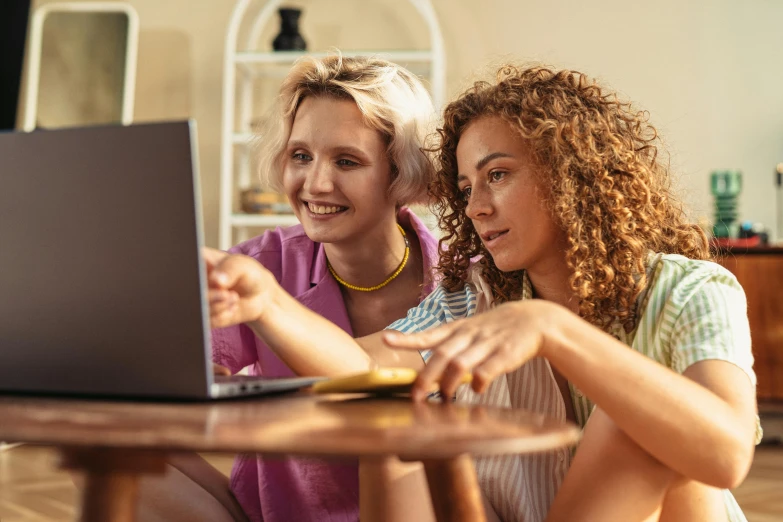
[211,324,258,375]
[207,229,287,375]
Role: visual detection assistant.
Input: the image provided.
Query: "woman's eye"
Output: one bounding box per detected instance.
[490,170,506,182]
[292,152,311,162]
[337,159,359,167]
[460,186,472,199]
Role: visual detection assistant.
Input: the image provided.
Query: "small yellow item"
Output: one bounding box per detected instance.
[311,367,473,395]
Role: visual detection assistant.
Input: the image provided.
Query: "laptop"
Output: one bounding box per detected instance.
[0,121,322,399]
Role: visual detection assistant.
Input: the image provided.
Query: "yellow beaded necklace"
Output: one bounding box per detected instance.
[327,224,410,292]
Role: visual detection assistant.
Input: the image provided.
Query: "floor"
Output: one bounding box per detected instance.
[734,404,783,522]
[0,449,235,522]
[0,443,781,521]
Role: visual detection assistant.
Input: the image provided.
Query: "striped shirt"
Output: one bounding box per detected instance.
[388,253,754,522]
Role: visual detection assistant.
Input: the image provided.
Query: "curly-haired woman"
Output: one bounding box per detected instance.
[206,65,759,522]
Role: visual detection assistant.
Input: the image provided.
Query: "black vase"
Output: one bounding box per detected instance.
[272,8,307,51]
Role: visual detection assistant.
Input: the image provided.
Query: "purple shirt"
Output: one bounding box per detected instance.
[211,208,439,522]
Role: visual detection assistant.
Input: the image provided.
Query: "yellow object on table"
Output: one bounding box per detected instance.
[312,368,473,395]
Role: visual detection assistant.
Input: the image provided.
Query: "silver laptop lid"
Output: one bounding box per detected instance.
[0,121,214,399]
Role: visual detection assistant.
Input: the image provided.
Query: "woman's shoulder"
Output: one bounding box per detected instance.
[639,253,744,327]
[398,206,442,295]
[227,224,319,287]
[651,254,739,292]
[636,257,754,389]
[417,283,479,318]
[388,283,477,334]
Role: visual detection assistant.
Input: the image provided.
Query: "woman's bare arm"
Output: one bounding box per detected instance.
[387,299,757,489]
[204,247,424,377]
[244,287,424,376]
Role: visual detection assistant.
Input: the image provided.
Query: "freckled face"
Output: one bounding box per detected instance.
[456,116,564,272]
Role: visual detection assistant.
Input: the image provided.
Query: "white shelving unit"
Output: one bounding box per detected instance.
[219,0,445,250]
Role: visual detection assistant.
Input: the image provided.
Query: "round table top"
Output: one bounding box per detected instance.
[0,393,581,460]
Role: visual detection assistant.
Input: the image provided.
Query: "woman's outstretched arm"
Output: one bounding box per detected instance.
[387,298,757,489]
[540,305,756,489]
[204,247,423,377]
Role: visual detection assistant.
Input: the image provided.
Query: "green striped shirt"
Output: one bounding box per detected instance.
[390,253,754,521]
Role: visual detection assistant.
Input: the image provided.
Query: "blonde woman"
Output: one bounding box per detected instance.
[136,55,439,522]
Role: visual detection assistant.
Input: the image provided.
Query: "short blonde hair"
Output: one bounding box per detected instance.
[257,54,435,205]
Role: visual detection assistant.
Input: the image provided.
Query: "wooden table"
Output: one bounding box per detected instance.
[0,393,580,522]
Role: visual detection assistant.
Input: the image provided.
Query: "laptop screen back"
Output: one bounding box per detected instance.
[0,122,213,398]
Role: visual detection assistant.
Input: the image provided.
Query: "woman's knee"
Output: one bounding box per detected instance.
[546,408,677,522]
[659,477,728,522]
[583,408,675,483]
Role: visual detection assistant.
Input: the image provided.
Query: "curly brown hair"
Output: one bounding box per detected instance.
[431,65,710,332]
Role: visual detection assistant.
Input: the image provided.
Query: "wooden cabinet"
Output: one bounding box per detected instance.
[715,248,783,401]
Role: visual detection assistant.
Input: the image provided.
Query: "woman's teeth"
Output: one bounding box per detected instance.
[308,203,346,215]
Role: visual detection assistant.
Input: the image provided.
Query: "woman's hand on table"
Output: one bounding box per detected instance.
[383,300,563,401]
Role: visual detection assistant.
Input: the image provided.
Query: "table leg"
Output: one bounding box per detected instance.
[423,454,486,522]
[59,447,167,522]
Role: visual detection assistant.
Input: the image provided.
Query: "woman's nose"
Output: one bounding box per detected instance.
[465,184,493,220]
[303,161,334,194]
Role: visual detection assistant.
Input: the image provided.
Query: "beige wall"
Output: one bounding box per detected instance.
[30,0,783,245]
